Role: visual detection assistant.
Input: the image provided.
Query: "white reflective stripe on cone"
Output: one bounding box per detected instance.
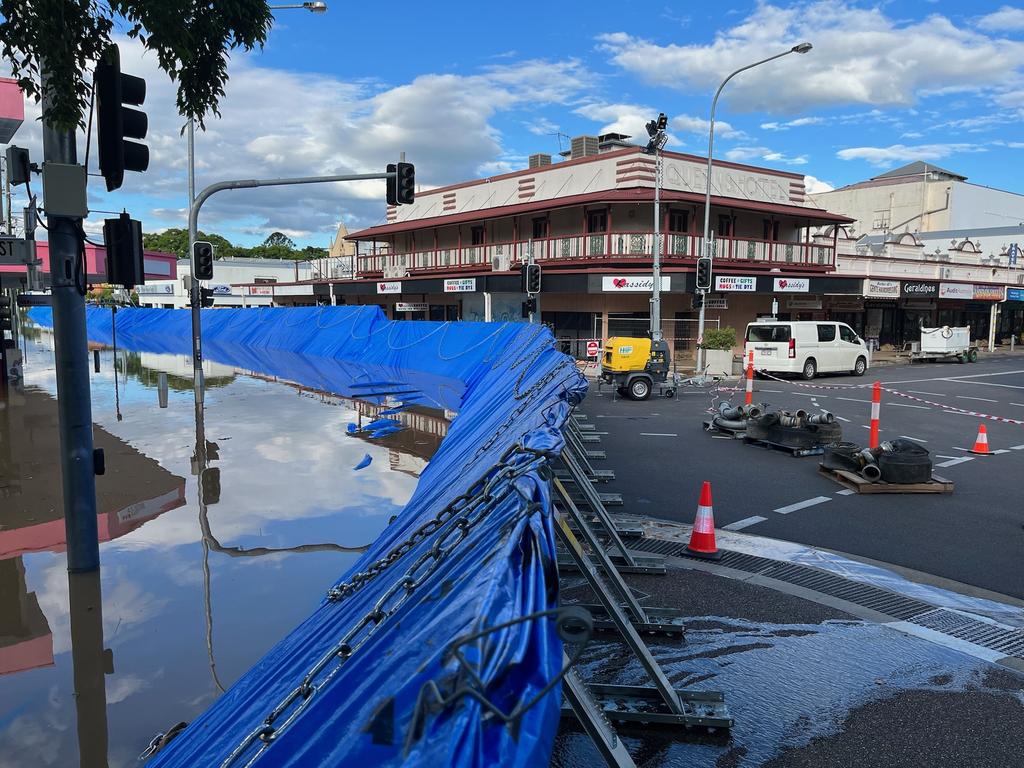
[694,506,715,534]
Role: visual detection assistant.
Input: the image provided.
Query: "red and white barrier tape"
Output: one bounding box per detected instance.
[880,387,1024,426]
[755,370,869,391]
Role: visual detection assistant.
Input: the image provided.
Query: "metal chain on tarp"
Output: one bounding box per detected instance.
[402,605,594,755]
[220,442,556,768]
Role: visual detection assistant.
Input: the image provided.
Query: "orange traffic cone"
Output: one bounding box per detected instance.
[686,481,722,560]
[969,424,991,455]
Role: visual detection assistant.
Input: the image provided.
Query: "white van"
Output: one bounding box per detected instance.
[744,320,869,380]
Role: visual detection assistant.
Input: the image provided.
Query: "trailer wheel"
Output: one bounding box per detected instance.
[629,377,652,401]
[968,348,978,363]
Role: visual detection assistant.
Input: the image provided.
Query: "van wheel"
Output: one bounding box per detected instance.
[853,356,867,376]
[801,358,817,380]
[629,377,652,401]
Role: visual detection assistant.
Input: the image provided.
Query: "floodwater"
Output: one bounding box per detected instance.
[0,333,450,767]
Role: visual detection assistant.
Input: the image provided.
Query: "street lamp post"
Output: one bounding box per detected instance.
[643,114,669,342]
[696,42,812,373]
[187,1,328,399]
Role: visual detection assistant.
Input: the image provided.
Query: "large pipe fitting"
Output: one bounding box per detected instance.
[794,408,809,420]
[857,448,877,465]
[740,404,764,419]
[806,411,835,425]
[712,416,748,431]
[718,402,744,420]
[861,462,882,482]
[778,414,803,427]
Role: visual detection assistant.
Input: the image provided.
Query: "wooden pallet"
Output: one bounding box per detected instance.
[743,436,825,457]
[818,465,954,494]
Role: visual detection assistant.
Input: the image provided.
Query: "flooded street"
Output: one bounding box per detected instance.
[0,334,447,766]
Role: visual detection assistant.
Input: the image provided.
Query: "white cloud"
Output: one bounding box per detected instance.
[976,6,1024,31]
[725,145,808,165]
[761,116,826,130]
[525,116,560,136]
[573,101,740,146]
[9,38,591,247]
[836,142,987,166]
[598,2,1024,113]
[804,175,835,193]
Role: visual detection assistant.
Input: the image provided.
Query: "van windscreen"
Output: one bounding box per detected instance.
[746,324,792,343]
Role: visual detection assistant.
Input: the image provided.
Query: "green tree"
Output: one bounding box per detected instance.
[0,0,272,130]
[142,228,237,259]
[263,231,296,249]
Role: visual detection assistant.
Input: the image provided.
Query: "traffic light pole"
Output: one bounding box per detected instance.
[650,149,663,342]
[186,170,394,396]
[40,74,100,572]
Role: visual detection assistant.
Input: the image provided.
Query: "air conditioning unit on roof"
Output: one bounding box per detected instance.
[491,253,511,272]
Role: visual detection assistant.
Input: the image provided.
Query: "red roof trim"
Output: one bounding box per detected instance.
[348,188,853,240]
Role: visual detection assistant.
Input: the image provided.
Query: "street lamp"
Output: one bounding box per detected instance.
[643,113,669,342]
[695,42,812,373]
[186,0,329,399]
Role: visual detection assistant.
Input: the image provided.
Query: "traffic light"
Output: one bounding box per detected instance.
[695,257,712,291]
[200,467,221,506]
[103,213,145,288]
[200,287,215,308]
[691,293,704,310]
[521,263,541,294]
[95,44,149,192]
[0,297,11,333]
[193,240,214,280]
[521,297,537,318]
[385,163,397,205]
[396,162,415,204]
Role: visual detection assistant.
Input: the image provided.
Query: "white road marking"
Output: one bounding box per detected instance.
[884,370,1024,385]
[1011,444,1024,450]
[935,455,959,460]
[936,456,974,468]
[835,489,856,496]
[835,415,851,423]
[641,432,678,437]
[899,435,928,443]
[992,449,1011,455]
[908,390,947,397]
[711,435,733,439]
[838,396,870,403]
[956,395,998,403]
[887,402,930,409]
[1010,403,1024,408]
[860,425,882,431]
[758,389,783,393]
[774,496,832,514]
[953,380,1024,390]
[792,392,820,397]
[722,515,768,531]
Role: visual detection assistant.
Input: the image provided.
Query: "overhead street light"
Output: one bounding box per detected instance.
[269,2,329,11]
[694,42,813,374]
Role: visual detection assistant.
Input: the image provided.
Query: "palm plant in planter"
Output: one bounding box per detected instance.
[700,327,737,376]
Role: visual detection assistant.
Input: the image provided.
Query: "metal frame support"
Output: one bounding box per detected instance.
[559,447,636,567]
[561,660,638,768]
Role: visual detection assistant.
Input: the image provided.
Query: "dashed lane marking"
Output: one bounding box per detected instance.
[835,415,851,423]
[956,395,998,403]
[792,392,822,397]
[1011,403,1024,408]
[936,456,974,468]
[1011,444,1024,450]
[640,433,678,437]
[837,396,871,403]
[899,435,928,442]
[887,402,930,409]
[758,389,783,393]
[774,496,832,514]
[835,489,856,496]
[908,390,947,397]
[883,370,1024,386]
[722,516,768,531]
[954,380,1024,391]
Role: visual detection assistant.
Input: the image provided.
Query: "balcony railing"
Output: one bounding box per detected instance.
[356,231,834,277]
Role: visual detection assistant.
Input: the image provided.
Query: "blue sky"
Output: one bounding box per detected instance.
[8,0,1024,249]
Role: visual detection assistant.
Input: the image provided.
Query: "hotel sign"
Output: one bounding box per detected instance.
[714,275,756,292]
[863,279,900,298]
[377,281,402,294]
[444,278,477,292]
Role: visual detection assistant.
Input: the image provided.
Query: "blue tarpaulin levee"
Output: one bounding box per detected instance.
[28,306,587,768]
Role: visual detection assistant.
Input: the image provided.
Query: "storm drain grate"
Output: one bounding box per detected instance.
[623,535,1024,660]
[911,609,1024,657]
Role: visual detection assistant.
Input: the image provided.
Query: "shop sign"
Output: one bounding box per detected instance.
[901,281,938,298]
[249,285,273,296]
[715,275,756,292]
[601,275,670,292]
[773,277,809,293]
[972,285,1005,301]
[830,297,865,311]
[137,283,174,295]
[377,281,402,294]
[211,284,233,296]
[444,278,477,293]
[863,279,900,298]
[939,282,974,300]
[787,296,822,309]
[1007,287,1024,302]
[396,302,428,312]
[704,296,728,309]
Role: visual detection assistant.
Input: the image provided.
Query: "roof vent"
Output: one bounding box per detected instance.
[569,135,599,160]
[529,153,552,169]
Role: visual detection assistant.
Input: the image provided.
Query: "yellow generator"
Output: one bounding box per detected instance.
[600,336,674,400]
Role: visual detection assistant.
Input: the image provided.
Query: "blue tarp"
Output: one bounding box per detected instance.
[28,306,587,768]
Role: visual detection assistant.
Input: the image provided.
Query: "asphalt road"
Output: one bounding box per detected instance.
[579,354,1024,599]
